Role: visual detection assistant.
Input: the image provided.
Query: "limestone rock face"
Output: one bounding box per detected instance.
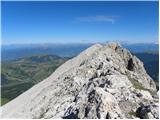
[1,42,158,119]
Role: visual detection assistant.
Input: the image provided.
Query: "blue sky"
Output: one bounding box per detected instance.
[2,1,158,44]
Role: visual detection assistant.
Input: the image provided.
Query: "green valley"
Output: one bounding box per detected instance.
[1,54,69,105]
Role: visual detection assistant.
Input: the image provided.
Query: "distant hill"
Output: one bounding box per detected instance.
[18,54,62,63]
[122,43,159,53]
[2,43,92,61]
[2,43,158,61]
[1,54,69,105]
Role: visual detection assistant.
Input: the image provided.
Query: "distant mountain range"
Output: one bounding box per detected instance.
[1,43,159,61]
[122,43,159,53]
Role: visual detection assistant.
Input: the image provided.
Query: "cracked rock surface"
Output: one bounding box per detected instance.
[1,42,159,119]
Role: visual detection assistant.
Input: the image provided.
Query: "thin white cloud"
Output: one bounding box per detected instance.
[75,15,118,24]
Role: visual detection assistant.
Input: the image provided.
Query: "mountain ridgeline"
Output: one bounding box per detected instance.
[1,53,159,106]
[1,43,159,119]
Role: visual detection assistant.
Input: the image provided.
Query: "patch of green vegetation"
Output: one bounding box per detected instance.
[1,54,69,105]
[128,111,137,117]
[1,81,34,101]
[1,98,10,106]
[127,74,156,96]
[128,75,146,90]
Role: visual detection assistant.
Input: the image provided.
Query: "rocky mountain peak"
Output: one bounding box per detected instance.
[106,42,121,50]
[1,42,159,119]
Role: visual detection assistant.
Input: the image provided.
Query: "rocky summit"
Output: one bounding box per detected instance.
[1,42,159,119]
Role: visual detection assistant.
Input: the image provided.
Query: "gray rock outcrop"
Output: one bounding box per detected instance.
[1,42,159,119]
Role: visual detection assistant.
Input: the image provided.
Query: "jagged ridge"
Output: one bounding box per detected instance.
[1,42,159,119]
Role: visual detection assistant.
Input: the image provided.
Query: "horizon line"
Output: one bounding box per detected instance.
[1,41,159,45]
